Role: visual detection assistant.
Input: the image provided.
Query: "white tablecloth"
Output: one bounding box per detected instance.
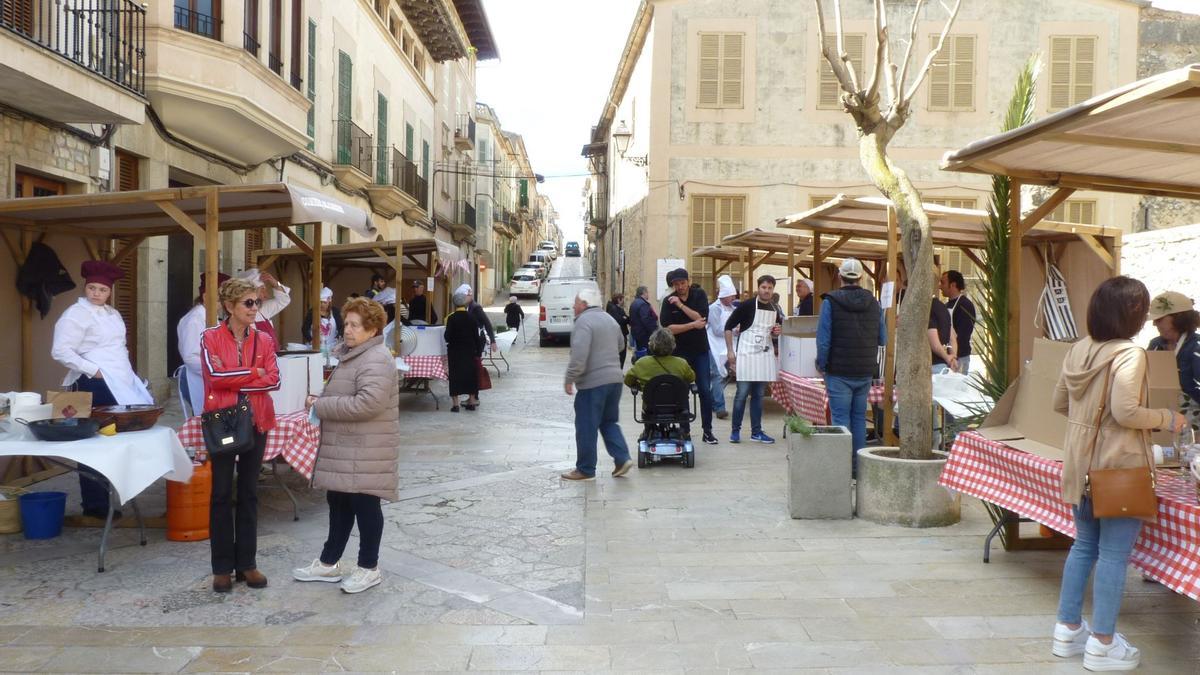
[0,426,193,504]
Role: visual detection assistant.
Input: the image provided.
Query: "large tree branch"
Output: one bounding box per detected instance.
[894,0,926,109]
[864,0,889,107]
[901,0,963,105]
[814,0,858,97]
[833,0,861,93]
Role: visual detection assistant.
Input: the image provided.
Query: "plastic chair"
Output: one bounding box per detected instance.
[174,364,194,419]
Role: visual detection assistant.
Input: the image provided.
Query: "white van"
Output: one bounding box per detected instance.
[539,278,600,346]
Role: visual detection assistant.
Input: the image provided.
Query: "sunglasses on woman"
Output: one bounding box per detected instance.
[240,298,262,308]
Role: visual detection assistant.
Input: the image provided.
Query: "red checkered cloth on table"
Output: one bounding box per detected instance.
[403,355,448,380]
[769,371,886,423]
[177,411,321,480]
[941,431,1200,601]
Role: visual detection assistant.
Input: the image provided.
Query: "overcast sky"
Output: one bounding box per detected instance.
[477,0,1197,243]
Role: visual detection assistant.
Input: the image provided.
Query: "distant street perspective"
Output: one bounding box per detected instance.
[2,0,1200,673]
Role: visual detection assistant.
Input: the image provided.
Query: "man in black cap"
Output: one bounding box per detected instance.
[408,279,437,325]
[660,267,717,444]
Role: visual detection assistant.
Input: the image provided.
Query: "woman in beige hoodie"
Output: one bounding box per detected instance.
[1050,277,1186,671]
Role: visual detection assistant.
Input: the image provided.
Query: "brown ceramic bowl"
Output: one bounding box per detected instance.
[92,405,165,432]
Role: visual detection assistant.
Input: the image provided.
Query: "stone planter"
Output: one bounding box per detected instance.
[856,447,960,527]
[787,425,853,519]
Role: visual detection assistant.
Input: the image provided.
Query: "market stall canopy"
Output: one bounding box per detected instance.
[940,64,1200,200]
[720,227,890,261]
[253,237,461,268]
[0,183,378,239]
[777,195,1118,248]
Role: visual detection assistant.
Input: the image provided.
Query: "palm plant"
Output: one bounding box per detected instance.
[975,56,1040,403]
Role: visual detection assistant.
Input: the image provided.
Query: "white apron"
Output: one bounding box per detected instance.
[53,299,152,406]
[736,306,779,383]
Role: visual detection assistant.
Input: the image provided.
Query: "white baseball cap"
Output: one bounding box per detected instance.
[839,258,864,280]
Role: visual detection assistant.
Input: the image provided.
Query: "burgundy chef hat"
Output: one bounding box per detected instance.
[80,260,124,288]
[198,272,231,296]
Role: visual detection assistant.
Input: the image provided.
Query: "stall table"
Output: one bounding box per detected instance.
[941,431,1200,601]
[177,411,320,479]
[401,355,448,409]
[0,426,193,572]
[770,371,885,423]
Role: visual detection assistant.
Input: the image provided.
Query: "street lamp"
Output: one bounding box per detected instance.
[611,120,647,167]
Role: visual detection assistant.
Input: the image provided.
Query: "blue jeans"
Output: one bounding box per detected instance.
[1056,496,1143,635]
[732,381,766,435]
[72,374,117,515]
[681,351,714,433]
[573,382,632,477]
[709,353,726,413]
[826,375,871,473]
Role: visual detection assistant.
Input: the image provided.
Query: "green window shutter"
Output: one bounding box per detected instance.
[376,93,388,184]
[405,123,414,160]
[421,140,430,178]
[519,179,528,208]
[306,20,316,149]
[336,50,352,163]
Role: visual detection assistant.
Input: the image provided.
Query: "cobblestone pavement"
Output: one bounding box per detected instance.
[1,304,1198,672]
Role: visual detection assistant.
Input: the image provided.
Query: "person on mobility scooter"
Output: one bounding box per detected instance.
[625,328,699,467]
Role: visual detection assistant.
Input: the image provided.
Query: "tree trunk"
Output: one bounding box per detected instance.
[859,132,935,460]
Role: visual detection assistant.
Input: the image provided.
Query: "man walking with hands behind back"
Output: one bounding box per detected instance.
[660,268,717,445]
[562,288,634,481]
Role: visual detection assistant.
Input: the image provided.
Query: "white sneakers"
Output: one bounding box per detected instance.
[1052,620,1090,658]
[1083,633,1141,672]
[340,566,382,594]
[292,559,343,583]
[293,559,382,593]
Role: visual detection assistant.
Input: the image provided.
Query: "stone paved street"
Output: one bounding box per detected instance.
[1,305,1198,673]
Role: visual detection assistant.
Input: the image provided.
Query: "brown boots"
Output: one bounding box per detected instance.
[236,568,269,588]
[212,569,268,592]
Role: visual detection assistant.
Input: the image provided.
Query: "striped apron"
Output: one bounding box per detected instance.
[735,306,779,383]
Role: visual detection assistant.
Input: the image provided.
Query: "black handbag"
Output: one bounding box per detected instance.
[200,332,258,457]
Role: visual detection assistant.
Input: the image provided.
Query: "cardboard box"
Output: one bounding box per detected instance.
[781,336,819,377]
[978,338,1181,461]
[783,316,819,338]
[46,391,92,419]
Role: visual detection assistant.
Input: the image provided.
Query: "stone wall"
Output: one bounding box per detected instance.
[1138,7,1200,79]
[1122,222,1200,345]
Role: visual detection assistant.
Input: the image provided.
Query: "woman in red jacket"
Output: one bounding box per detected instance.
[201,277,280,593]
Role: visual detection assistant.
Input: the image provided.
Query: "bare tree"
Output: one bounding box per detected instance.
[813,0,962,460]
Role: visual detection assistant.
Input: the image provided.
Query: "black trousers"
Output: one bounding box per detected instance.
[320,491,384,569]
[72,375,117,515]
[209,432,266,575]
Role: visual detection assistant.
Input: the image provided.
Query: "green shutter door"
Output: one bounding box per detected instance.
[376,93,388,184]
[336,50,352,164]
[306,20,316,148]
[405,123,414,161]
[421,140,430,178]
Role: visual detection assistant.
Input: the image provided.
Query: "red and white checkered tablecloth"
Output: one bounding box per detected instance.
[941,431,1200,601]
[403,355,448,380]
[769,371,886,423]
[177,411,321,480]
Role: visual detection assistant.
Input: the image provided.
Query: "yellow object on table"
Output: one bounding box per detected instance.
[98,423,117,437]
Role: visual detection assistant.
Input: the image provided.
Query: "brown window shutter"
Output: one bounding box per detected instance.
[114,240,139,370]
[115,150,139,191]
[244,228,264,268]
[2,0,34,34]
[698,33,721,107]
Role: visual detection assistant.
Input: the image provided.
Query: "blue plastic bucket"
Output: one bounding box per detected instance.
[19,491,67,540]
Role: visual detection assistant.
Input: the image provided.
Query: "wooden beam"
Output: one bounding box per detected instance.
[958,246,985,270]
[278,225,315,257]
[812,232,823,313]
[714,260,731,277]
[204,189,220,325]
[311,222,324,350]
[1019,187,1074,236]
[154,199,206,240]
[883,207,899,446]
[787,238,795,314]
[751,250,773,269]
[20,228,32,389]
[393,241,404,354]
[1044,132,1200,157]
[256,254,278,272]
[1076,233,1114,268]
[821,233,855,259]
[0,188,181,214]
[109,236,145,266]
[80,236,100,261]
[1007,179,1022,385]
[0,228,20,265]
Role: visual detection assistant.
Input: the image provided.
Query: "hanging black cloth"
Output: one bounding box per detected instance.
[16,242,76,318]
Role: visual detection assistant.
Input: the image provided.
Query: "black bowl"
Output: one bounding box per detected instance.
[19,418,100,442]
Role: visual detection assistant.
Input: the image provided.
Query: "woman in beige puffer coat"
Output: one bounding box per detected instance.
[294,297,399,594]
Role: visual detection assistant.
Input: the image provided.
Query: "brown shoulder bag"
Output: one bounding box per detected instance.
[1083,357,1158,519]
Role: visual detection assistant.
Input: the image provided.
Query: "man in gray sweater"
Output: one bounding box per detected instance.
[562,287,634,480]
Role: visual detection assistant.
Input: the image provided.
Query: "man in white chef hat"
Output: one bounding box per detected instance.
[303,287,343,346]
[706,275,738,419]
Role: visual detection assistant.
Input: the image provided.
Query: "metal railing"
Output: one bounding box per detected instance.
[1,0,146,95]
[243,32,259,56]
[454,112,475,145]
[390,147,427,208]
[173,5,219,40]
[268,52,282,75]
[588,194,608,225]
[334,118,373,177]
[463,202,476,230]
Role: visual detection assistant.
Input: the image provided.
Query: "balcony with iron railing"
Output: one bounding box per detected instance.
[268,52,282,76]
[0,0,147,123]
[365,145,428,216]
[588,194,608,226]
[173,5,220,40]
[454,112,475,150]
[331,119,374,190]
[243,32,259,56]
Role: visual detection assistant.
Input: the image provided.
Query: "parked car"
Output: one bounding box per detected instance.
[539,278,600,346]
[510,270,542,298]
[538,242,558,259]
[522,260,547,279]
[528,251,550,267]
[564,241,581,257]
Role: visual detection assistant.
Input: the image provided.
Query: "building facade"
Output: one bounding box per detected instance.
[0,0,501,397]
[584,0,1200,303]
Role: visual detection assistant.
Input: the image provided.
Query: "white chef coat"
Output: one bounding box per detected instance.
[51,297,153,405]
[258,282,290,322]
[707,298,737,378]
[176,303,209,415]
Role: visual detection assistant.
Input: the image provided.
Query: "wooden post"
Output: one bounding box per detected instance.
[429,251,439,323]
[19,227,32,389]
[1007,179,1022,384]
[812,232,823,315]
[393,241,404,354]
[883,207,899,445]
[311,222,323,351]
[787,238,795,315]
[204,190,220,325]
